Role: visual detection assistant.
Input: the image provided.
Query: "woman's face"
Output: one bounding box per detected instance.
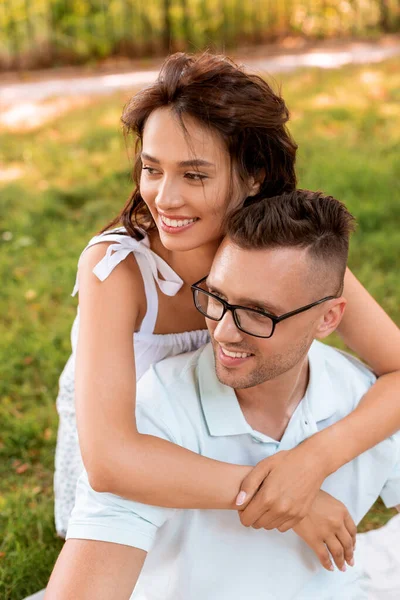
[140,107,250,252]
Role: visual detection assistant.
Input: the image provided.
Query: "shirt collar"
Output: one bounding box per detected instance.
[198,344,253,437]
[304,341,338,423]
[198,341,338,439]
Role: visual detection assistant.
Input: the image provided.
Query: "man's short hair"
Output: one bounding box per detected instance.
[227,190,356,292]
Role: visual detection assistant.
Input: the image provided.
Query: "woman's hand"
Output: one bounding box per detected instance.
[293,490,357,572]
[236,445,328,531]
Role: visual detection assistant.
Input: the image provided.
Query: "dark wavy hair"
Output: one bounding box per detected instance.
[102,51,298,239]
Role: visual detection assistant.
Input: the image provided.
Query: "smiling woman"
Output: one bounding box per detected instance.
[138,108,240,248]
[54,50,298,539]
[44,51,400,599]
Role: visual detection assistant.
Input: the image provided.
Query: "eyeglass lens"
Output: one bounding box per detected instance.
[194,289,274,337]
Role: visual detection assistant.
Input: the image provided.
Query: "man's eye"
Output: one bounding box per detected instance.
[247,310,270,322]
[185,172,208,181]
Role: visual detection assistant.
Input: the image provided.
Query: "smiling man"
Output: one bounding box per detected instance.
[47,190,400,600]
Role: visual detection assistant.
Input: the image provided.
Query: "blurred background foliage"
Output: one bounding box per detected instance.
[0,0,399,69]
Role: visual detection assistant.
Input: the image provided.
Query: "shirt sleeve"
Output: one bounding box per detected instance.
[380,432,400,509]
[66,367,181,552]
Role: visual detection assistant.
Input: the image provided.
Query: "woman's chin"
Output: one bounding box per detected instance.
[159,232,202,252]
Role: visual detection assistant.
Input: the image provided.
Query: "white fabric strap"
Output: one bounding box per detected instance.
[71,230,183,334]
[134,251,158,334]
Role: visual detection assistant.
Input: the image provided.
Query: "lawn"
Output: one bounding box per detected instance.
[0,57,399,599]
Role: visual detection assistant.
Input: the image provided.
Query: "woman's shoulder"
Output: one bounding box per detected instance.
[73,227,147,307]
[72,227,149,297]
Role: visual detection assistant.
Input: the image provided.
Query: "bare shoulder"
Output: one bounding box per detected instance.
[77,240,146,332]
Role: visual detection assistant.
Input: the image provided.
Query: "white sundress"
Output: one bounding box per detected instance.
[54,226,209,538]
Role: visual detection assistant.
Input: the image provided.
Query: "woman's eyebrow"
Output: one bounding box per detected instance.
[141,152,160,163]
[141,152,214,169]
[178,159,215,168]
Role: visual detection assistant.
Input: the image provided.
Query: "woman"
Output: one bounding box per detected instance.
[50,51,400,594]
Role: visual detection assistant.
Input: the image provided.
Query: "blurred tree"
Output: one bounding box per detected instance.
[378,0,390,31]
[163,0,171,51]
[181,0,191,45]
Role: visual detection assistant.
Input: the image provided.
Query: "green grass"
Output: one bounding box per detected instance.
[1,58,399,598]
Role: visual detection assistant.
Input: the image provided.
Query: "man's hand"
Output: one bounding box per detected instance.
[293,490,357,572]
[236,447,327,531]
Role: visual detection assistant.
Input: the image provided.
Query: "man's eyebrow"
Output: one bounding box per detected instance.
[205,279,283,314]
[141,153,214,169]
[237,298,283,315]
[205,278,222,294]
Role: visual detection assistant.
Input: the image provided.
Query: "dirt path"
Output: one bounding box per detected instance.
[1,36,399,130]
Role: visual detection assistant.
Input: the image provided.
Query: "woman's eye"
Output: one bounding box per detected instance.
[142,166,159,176]
[185,172,208,182]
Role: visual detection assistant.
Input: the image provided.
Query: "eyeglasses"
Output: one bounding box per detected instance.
[191,276,339,339]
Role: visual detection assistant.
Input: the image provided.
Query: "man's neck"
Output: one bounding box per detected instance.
[235,357,310,442]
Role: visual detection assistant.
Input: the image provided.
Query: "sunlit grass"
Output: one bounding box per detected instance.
[0,57,399,598]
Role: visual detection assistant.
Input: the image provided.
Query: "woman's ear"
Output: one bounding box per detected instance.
[248,169,266,197]
[315,298,347,340]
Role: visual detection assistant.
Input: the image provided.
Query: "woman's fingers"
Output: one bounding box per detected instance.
[251,512,286,531]
[235,459,273,508]
[251,513,298,532]
[277,516,299,533]
[238,483,302,529]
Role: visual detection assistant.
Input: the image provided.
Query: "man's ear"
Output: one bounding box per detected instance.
[315,298,347,340]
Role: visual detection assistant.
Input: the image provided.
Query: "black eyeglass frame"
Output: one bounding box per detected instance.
[191,276,340,339]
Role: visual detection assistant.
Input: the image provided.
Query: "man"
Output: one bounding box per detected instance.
[47,190,400,599]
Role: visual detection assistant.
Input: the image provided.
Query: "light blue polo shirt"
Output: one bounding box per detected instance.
[67,341,400,600]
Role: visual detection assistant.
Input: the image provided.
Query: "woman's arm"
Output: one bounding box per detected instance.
[337,268,400,376]
[236,268,400,529]
[75,244,250,510]
[312,267,400,471]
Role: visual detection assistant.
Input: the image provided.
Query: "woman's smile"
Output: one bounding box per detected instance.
[159,214,199,233]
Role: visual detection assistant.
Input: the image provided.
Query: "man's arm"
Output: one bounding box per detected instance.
[45,371,181,599]
[45,539,146,600]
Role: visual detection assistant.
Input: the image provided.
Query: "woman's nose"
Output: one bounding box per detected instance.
[155,176,185,212]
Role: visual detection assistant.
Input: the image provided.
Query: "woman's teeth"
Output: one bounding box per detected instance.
[221,348,252,359]
[161,216,197,228]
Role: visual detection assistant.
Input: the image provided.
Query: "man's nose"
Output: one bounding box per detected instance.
[213,310,244,344]
[155,176,185,211]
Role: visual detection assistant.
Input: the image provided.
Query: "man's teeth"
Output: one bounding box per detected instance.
[221,348,252,359]
[161,216,197,228]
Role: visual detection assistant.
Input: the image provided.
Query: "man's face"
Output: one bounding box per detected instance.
[206,239,336,390]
